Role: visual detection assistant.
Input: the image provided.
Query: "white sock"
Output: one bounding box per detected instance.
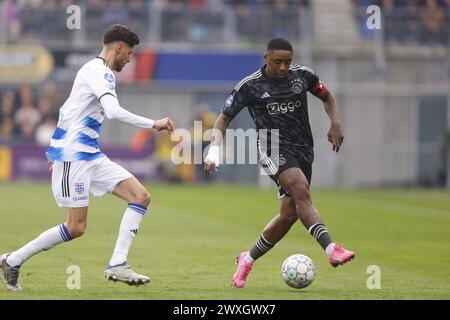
[245,252,255,264]
[108,203,147,267]
[6,224,72,267]
[325,242,336,257]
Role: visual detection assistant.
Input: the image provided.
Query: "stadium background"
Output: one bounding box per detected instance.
[0,0,449,300]
[1,0,449,188]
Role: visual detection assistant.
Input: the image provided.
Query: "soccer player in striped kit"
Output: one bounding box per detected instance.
[204,38,355,288]
[1,24,174,291]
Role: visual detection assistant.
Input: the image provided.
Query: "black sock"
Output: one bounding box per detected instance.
[249,235,274,261]
[308,223,333,251]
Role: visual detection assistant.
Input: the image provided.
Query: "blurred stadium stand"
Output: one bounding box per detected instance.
[0,0,449,188]
[0,0,311,46]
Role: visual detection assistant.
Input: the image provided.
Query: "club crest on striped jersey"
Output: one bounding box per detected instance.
[104,73,114,83]
[291,79,304,93]
[74,182,85,194]
[104,73,115,90]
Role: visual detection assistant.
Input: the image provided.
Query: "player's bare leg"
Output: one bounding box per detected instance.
[66,207,88,239]
[112,176,151,206]
[277,168,322,228]
[232,197,297,288]
[1,207,86,291]
[278,168,355,267]
[105,177,150,286]
[261,197,298,244]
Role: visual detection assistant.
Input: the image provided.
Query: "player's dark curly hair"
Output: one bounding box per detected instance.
[266,38,293,52]
[103,24,140,47]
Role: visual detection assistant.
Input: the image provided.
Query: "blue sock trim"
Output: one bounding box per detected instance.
[59,225,68,241]
[60,224,72,241]
[128,203,147,215]
[106,261,128,270]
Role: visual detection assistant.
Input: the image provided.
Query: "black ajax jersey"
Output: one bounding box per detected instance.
[222,64,328,165]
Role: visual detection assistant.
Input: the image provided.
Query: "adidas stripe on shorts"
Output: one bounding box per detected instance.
[51,156,133,208]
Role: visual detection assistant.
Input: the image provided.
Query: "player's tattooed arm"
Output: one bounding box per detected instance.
[322,91,344,153]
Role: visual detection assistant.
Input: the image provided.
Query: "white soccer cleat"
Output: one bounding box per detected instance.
[105,262,150,286]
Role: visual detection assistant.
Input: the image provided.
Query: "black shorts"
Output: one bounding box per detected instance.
[259,150,312,199]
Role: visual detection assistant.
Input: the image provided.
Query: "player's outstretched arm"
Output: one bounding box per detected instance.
[203,113,232,176]
[100,94,174,133]
[321,91,344,153]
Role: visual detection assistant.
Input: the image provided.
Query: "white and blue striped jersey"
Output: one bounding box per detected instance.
[46,57,154,162]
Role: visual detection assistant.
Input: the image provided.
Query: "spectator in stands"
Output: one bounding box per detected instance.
[161,0,188,41]
[37,96,55,120]
[40,0,60,39]
[1,90,16,120]
[1,90,17,140]
[420,0,447,45]
[18,119,35,142]
[40,80,59,108]
[0,117,15,140]
[445,0,450,44]
[269,0,301,40]
[102,0,129,28]
[128,0,149,39]
[182,0,226,43]
[20,0,42,39]
[85,0,106,40]
[1,0,21,41]
[188,1,208,42]
[400,0,421,44]
[358,0,449,45]
[382,0,402,43]
[35,116,57,146]
[14,84,41,134]
[229,0,259,43]
[0,82,69,141]
[3,0,316,45]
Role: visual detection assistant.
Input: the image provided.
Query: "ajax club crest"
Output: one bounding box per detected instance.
[292,79,304,94]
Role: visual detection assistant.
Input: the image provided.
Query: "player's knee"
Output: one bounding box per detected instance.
[134,190,151,207]
[67,222,86,239]
[278,214,297,229]
[280,207,298,224]
[289,181,311,202]
[284,213,298,225]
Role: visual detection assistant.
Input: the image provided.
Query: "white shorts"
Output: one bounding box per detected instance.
[51,156,133,208]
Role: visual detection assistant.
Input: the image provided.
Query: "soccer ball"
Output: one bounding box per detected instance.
[281,254,315,289]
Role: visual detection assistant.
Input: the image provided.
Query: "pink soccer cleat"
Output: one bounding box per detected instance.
[232,252,253,288]
[328,245,355,267]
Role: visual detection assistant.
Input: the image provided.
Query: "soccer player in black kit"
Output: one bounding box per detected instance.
[204,38,355,288]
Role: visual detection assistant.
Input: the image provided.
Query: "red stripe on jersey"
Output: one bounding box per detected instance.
[309,81,328,98]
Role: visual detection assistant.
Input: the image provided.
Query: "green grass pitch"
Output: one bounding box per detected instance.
[0,182,449,299]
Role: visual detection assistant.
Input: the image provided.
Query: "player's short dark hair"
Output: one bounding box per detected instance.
[103,24,140,47]
[266,38,293,52]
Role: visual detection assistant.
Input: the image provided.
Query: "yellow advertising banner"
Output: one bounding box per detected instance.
[0,145,12,181]
[0,45,54,84]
